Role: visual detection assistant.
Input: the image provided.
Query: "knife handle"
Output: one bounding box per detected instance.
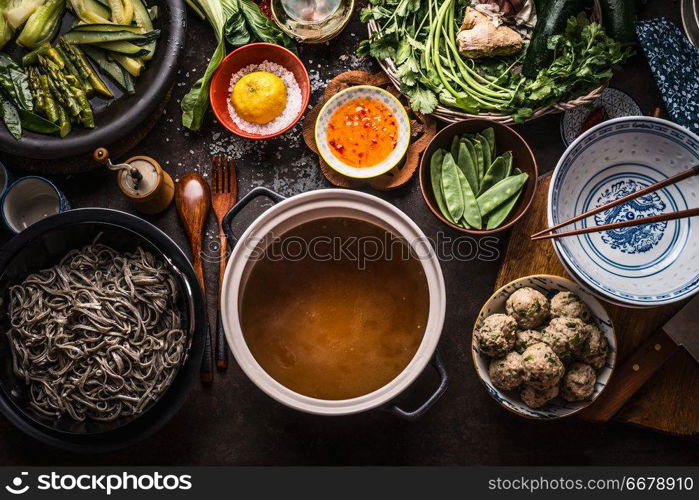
[579,329,679,423]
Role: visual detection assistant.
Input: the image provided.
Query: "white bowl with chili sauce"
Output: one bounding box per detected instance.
[315,85,410,179]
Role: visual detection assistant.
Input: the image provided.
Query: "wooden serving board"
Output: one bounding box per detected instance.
[496,174,699,436]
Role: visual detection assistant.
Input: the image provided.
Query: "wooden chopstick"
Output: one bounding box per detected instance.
[531,207,699,241]
[532,165,699,239]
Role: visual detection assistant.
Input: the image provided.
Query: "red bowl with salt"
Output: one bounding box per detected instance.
[210,43,311,140]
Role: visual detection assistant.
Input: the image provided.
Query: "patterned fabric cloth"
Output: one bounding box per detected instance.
[636,18,699,133]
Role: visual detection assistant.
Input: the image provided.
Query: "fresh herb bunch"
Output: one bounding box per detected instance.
[511,14,633,121]
[358,0,633,121]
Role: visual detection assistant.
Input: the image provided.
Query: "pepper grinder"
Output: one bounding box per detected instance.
[94,147,174,215]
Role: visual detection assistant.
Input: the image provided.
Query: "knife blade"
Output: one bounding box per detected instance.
[580,294,699,423]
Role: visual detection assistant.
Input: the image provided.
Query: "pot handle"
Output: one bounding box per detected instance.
[385,352,448,420]
[223,187,286,248]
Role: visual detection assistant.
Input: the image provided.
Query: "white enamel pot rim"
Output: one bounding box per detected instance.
[220,188,447,416]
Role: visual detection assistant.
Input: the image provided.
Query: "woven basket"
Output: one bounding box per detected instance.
[367,1,604,124]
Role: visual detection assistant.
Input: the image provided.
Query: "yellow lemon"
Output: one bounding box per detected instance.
[231,71,287,124]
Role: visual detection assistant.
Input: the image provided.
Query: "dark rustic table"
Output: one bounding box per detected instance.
[0,0,697,465]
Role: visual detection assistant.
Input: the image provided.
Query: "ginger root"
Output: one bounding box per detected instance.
[457,7,523,59]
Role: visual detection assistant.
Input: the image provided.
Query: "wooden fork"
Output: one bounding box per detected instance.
[211,155,238,370]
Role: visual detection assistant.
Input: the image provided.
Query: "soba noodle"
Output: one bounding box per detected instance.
[4,242,187,423]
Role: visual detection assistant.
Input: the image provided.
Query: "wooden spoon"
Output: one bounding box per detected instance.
[175,173,214,384]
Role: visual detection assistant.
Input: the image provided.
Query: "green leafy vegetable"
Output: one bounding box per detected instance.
[16,0,65,49]
[359,0,632,119]
[0,54,34,111]
[0,93,22,139]
[225,0,296,52]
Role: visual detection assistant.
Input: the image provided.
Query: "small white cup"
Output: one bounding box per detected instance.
[1,176,70,234]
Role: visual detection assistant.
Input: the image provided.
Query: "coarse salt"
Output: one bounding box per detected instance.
[227,60,302,135]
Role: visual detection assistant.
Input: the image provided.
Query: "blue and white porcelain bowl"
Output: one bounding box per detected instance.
[472,275,616,420]
[549,117,699,307]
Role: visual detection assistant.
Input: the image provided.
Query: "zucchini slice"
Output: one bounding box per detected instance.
[94,40,149,56]
[131,0,156,61]
[69,0,111,23]
[113,54,143,76]
[83,45,135,94]
[72,23,147,33]
[63,29,157,44]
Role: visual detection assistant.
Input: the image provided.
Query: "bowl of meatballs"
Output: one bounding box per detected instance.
[471,274,616,419]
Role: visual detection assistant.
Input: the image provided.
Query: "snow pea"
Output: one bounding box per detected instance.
[486,185,524,229]
[482,127,496,158]
[502,151,513,177]
[457,141,479,193]
[479,155,508,195]
[455,166,482,229]
[475,133,491,177]
[476,172,529,216]
[462,138,477,170]
[441,152,465,222]
[450,135,460,160]
[472,139,484,182]
[430,148,455,224]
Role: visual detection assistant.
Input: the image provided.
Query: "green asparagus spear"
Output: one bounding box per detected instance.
[22,44,64,68]
[56,45,93,96]
[70,85,94,128]
[59,39,112,97]
[55,103,71,137]
[42,59,82,118]
[27,67,44,114]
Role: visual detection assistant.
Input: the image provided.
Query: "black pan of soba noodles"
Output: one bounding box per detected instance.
[0,208,206,451]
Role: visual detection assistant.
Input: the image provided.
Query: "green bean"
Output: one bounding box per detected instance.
[457,141,478,193]
[477,172,529,216]
[476,133,491,176]
[482,127,496,159]
[430,148,455,223]
[441,152,465,222]
[455,166,482,229]
[486,185,524,229]
[479,155,508,195]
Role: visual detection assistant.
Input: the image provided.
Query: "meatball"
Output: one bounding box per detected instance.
[561,362,597,401]
[576,324,609,369]
[550,291,592,322]
[520,383,559,409]
[515,329,543,354]
[505,287,549,329]
[489,352,525,390]
[541,316,589,359]
[475,314,517,357]
[521,342,564,390]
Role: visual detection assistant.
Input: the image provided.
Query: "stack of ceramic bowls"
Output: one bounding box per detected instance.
[548,117,699,308]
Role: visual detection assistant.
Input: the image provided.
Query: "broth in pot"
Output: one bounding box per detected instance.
[239,217,429,400]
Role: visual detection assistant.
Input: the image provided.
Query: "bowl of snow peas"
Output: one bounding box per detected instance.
[419,120,538,234]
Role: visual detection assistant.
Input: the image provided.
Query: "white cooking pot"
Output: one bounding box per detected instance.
[220,188,447,418]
